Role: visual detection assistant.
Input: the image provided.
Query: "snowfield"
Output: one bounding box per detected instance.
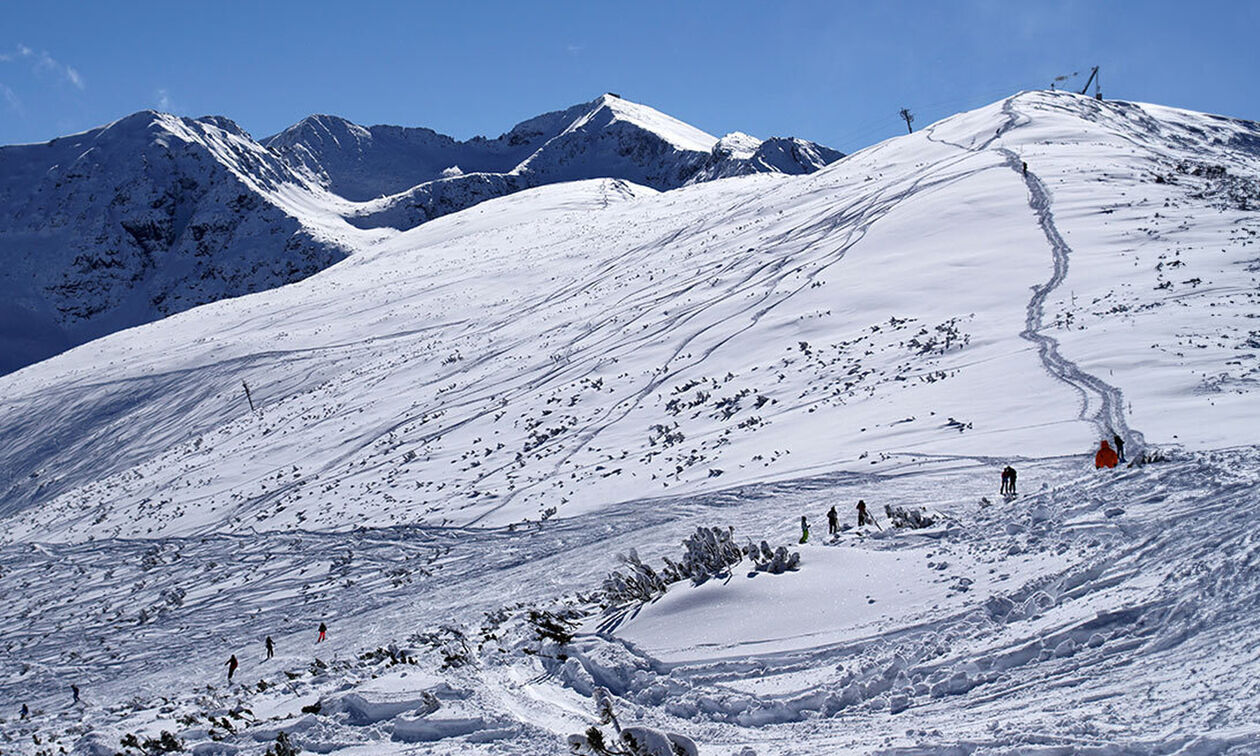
[2,90,1260,755]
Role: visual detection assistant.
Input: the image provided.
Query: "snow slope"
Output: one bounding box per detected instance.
[3,91,1260,754]
[3,91,1259,542]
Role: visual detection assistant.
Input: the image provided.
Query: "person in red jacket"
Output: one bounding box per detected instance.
[1095,440,1119,469]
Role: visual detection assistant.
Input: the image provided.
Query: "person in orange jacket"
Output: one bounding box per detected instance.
[1095,440,1119,469]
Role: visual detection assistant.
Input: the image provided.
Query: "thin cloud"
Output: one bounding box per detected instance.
[0,82,22,114]
[155,88,176,112]
[3,43,85,90]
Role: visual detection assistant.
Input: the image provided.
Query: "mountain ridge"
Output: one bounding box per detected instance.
[0,94,842,375]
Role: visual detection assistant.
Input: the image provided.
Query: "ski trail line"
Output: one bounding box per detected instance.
[996,98,1144,451]
[928,94,1144,450]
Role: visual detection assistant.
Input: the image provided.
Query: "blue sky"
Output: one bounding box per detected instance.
[1,0,1257,153]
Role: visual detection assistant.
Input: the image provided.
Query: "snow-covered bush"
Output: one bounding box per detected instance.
[602,550,669,606]
[743,541,800,574]
[659,527,743,585]
[568,686,698,755]
[410,625,472,667]
[264,731,300,756]
[1131,447,1168,466]
[884,504,937,529]
[603,528,798,608]
[527,609,582,646]
[620,727,699,756]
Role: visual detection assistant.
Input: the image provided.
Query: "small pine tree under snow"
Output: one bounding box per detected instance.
[884,504,937,529]
[743,540,801,574]
[568,686,698,756]
[602,549,669,606]
[660,526,744,584]
[602,527,798,607]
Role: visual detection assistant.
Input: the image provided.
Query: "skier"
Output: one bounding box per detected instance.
[799,516,810,544]
[1001,465,1018,495]
[1022,161,1028,176]
[1112,433,1126,463]
[827,505,839,536]
[317,622,327,643]
[226,654,239,684]
[71,684,80,704]
[20,703,29,719]
[1095,440,1119,469]
[857,499,873,527]
[265,636,275,660]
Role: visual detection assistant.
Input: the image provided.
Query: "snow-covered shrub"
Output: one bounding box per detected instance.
[264,731,300,756]
[1131,447,1168,466]
[594,686,620,732]
[527,609,581,646]
[603,529,798,608]
[410,625,472,667]
[660,527,743,585]
[620,727,699,756]
[742,541,800,574]
[602,550,669,606]
[568,686,698,755]
[142,731,185,753]
[884,504,937,529]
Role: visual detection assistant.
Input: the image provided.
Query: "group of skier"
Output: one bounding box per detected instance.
[226,623,325,684]
[1095,433,1126,468]
[801,499,880,542]
[799,432,1130,543]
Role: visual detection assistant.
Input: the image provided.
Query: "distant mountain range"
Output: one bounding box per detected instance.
[0,94,841,374]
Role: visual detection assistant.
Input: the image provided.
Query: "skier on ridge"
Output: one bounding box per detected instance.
[265,636,275,660]
[1095,440,1119,469]
[827,505,839,536]
[1112,433,1126,463]
[226,654,239,684]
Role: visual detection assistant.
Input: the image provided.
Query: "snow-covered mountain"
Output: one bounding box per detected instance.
[7,90,1257,542]
[0,95,840,375]
[0,111,352,374]
[4,91,1260,755]
[262,100,594,201]
[272,94,843,230]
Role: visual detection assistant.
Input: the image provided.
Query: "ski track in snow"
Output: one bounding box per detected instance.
[925,96,1144,451]
[6,452,1260,754]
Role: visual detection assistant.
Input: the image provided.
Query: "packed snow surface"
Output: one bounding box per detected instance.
[3,91,1260,754]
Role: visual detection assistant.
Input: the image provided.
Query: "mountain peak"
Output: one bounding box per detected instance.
[574,93,718,153]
